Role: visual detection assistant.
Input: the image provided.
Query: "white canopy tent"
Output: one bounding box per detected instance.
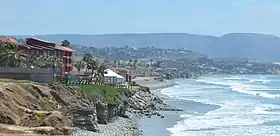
[92,69,125,85]
[104,69,125,85]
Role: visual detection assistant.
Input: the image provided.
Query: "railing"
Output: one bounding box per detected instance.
[0,67,61,83]
[0,67,60,74]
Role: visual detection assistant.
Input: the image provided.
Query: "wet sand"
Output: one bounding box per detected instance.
[134,77,183,136]
[132,77,176,90]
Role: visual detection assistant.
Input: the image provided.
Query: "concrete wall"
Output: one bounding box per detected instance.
[0,67,60,83]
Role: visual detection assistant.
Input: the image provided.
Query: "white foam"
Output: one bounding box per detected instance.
[231,85,280,99]
[222,76,271,83]
[197,77,280,99]
[168,102,280,136]
[252,107,278,115]
[249,79,271,83]
[223,77,244,80]
[179,114,194,118]
[196,78,244,87]
[165,75,280,136]
[160,85,224,106]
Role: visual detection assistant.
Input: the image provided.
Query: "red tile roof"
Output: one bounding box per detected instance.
[30,44,54,50]
[27,38,53,44]
[0,38,18,44]
[55,45,74,52]
[19,44,42,50]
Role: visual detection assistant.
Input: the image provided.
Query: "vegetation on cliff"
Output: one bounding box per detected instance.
[77,85,135,105]
[0,78,139,135]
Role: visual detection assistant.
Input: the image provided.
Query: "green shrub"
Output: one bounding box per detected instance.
[117,88,136,96]
[40,97,55,103]
[78,84,135,104]
[50,82,60,90]
[35,112,47,121]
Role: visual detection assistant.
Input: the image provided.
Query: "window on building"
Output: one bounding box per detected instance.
[43,50,47,56]
[30,49,34,55]
[34,50,38,55]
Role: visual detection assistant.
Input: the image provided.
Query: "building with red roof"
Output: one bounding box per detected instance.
[0,37,18,44]
[25,38,74,76]
[0,37,74,77]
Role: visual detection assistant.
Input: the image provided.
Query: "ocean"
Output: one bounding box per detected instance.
[155,75,280,136]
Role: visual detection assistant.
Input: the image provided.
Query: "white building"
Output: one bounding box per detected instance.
[104,69,125,85]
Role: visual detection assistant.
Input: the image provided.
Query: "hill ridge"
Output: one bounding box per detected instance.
[9,32,280,61]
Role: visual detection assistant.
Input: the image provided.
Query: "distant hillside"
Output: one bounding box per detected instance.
[12,33,280,61]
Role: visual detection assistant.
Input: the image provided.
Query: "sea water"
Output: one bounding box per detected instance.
[161,75,280,136]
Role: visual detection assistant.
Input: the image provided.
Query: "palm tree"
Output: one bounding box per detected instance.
[133,59,138,69]
[96,63,107,84]
[32,55,51,68]
[117,61,122,68]
[30,55,49,68]
[0,43,27,67]
[75,60,85,74]
[129,59,133,67]
[113,60,117,66]
[82,53,93,73]
[51,56,62,82]
[38,56,61,81]
[87,58,98,83]
[33,55,61,81]
[149,59,154,68]
[61,40,70,47]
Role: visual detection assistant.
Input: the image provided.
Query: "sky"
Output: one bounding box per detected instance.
[2,0,280,36]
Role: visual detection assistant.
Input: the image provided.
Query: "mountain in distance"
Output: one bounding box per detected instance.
[12,33,280,61]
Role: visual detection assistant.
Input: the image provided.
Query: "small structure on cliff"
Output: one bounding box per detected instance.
[103,69,125,85]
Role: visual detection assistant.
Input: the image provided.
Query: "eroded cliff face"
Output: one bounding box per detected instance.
[0,80,136,135]
[0,80,74,135]
[0,79,179,135]
[72,87,132,129]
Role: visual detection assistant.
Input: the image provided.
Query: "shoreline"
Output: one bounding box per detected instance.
[134,77,182,136]
[132,77,177,90]
[72,77,181,136]
[73,112,140,136]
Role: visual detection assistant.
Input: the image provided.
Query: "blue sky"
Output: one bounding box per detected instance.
[2,0,280,36]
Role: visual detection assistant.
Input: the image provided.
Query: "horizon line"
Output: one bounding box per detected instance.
[6,32,278,37]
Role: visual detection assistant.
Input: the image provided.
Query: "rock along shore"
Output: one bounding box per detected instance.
[72,78,182,136]
[0,78,181,136]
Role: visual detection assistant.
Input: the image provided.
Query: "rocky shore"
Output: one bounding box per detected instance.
[0,78,180,136]
[73,112,140,136]
[72,78,181,136]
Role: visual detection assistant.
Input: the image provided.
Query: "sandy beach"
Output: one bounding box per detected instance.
[133,77,183,136]
[132,77,176,90]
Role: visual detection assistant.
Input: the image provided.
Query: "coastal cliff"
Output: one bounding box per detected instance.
[0,79,178,135]
[0,80,72,135]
